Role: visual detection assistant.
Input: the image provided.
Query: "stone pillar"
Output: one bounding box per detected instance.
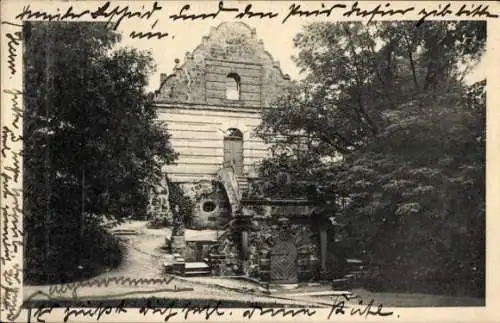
[170,204,185,256]
[241,230,249,274]
[230,207,254,276]
[241,231,249,259]
[259,249,271,281]
[320,228,328,279]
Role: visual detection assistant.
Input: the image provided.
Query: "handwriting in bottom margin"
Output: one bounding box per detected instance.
[327,294,394,319]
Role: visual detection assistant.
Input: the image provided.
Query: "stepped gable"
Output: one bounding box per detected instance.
[156,22,291,107]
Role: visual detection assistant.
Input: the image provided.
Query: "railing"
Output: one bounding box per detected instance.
[216,164,241,213]
[219,161,241,200]
[222,160,236,170]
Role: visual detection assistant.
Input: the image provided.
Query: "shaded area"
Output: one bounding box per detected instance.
[22,22,175,285]
[24,222,123,285]
[255,21,486,299]
[349,288,484,308]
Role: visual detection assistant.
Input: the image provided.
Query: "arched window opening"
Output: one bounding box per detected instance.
[226,128,243,139]
[226,73,240,100]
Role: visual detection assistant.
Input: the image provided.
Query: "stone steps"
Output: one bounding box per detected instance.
[332,278,349,290]
[184,269,211,277]
[164,260,212,277]
[331,259,367,290]
[236,176,249,195]
[349,270,364,276]
[111,229,138,236]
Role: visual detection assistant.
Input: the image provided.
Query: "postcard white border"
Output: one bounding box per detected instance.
[1,1,499,322]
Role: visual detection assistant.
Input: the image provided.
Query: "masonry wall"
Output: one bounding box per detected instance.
[155,22,290,108]
[158,104,268,183]
[153,22,291,228]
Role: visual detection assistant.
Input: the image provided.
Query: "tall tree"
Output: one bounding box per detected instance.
[258,21,485,155]
[257,21,486,296]
[23,22,176,283]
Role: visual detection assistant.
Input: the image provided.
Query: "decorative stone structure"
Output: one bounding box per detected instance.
[206,199,333,282]
[155,22,291,229]
[154,22,340,282]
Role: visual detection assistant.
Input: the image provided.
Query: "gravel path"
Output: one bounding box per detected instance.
[24,221,329,307]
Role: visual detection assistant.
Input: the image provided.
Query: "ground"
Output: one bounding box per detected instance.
[23,221,484,308]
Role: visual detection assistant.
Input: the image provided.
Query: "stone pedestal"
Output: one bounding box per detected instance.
[171,234,186,256]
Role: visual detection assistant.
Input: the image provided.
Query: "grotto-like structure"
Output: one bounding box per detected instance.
[153,22,344,283]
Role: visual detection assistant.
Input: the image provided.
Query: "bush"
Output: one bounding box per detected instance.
[24,220,123,285]
[168,181,194,229]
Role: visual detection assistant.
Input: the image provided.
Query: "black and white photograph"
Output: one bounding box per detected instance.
[1,1,498,322]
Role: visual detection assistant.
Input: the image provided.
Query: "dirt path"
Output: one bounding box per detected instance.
[24,221,329,307]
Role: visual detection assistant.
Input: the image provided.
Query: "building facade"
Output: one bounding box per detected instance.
[154,22,291,229]
[154,22,341,283]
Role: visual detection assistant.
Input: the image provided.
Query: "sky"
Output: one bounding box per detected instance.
[118,19,308,92]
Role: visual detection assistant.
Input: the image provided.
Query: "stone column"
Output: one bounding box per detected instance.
[320,228,328,279]
[241,230,249,274]
[170,205,185,257]
[230,207,254,275]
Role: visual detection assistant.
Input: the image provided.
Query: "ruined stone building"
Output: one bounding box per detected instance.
[155,22,290,228]
[153,22,341,283]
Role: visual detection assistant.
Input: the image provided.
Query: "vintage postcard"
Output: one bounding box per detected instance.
[1,1,499,322]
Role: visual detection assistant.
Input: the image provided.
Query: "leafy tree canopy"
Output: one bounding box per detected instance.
[23,22,176,282]
[256,21,485,296]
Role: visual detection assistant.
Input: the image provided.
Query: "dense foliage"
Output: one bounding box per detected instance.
[23,22,176,283]
[168,181,194,232]
[257,21,485,296]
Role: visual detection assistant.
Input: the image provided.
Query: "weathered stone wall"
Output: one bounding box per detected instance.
[154,22,292,229]
[158,106,267,183]
[210,212,321,281]
[180,181,231,229]
[156,22,292,184]
[156,22,290,107]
